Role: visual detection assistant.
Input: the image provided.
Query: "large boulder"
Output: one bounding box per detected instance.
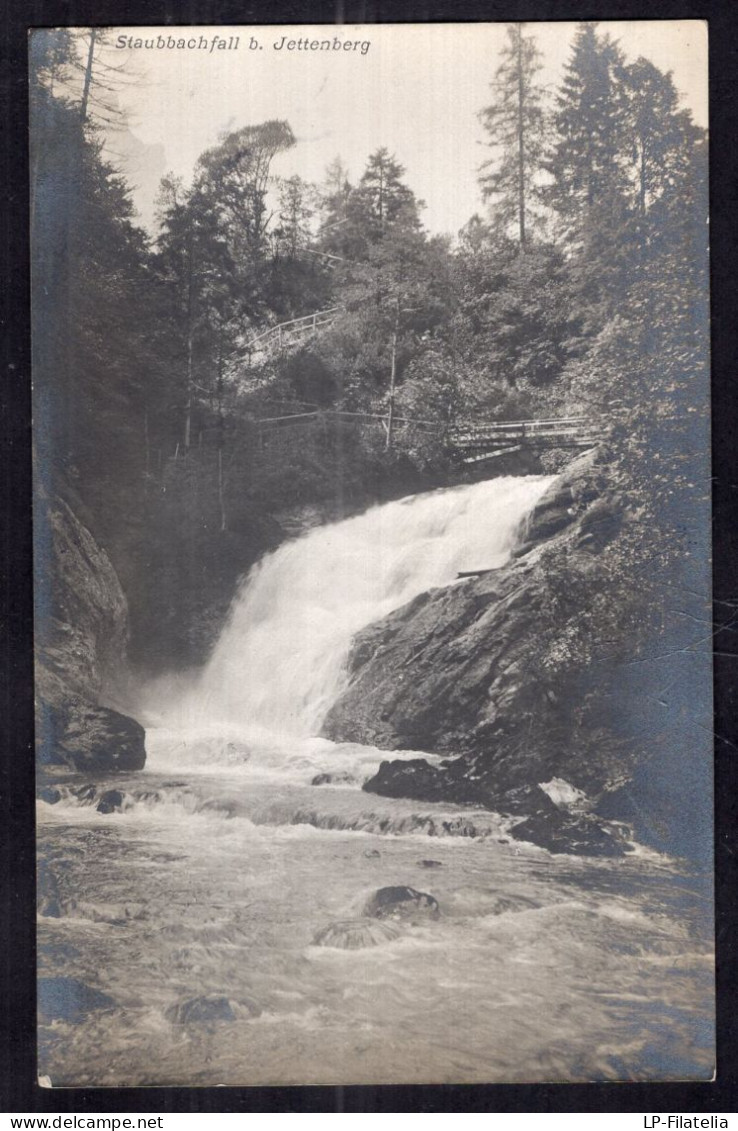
[38,700,145,773]
[364,886,440,923]
[509,809,631,857]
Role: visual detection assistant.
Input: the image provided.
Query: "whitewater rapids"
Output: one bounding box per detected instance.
[36,475,714,1087]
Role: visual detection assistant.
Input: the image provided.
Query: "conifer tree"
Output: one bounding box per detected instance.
[621,56,706,251]
[479,23,547,246]
[348,148,423,249]
[548,24,631,239]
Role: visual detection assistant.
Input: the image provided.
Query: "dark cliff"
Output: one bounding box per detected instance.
[35,488,146,773]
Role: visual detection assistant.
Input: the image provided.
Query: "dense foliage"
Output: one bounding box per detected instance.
[31,23,708,673]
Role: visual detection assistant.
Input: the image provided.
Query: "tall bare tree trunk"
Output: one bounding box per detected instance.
[217,335,227,531]
[516,26,527,247]
[80,29,97,122]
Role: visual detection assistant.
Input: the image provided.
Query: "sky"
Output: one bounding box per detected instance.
[98,21,708,239]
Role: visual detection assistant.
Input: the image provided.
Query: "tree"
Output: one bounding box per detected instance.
[450,230,575,408]
[274,175,315,259]
[31,38,182,571]
[316,157,354,260]
[546,25,639,335]
[479,23,548,246]
[346,148,423,252]
[548,24,631,238]
[155,175,237,450]
[621,57,707,273]
[195,120,296,266]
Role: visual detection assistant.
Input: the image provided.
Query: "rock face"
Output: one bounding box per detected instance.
[323,451,644,857]
[35,488,145,773]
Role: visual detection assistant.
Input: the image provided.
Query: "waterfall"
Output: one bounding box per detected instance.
[176,475,553,742]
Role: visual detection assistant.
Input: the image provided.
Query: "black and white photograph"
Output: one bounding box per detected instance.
[31,20,714,1088]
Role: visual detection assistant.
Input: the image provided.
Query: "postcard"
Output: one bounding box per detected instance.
[32,21,713,1087]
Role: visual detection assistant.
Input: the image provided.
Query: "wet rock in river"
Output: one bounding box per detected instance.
[363,848,381,858]
[311,771,357,786]
[37,862,63,918]
[59,702,146,773]
[38,977,114,1024]
[364,885,440,922]
[73,783,98,803]
[37,786,61,805]
[311,918,400,950]
[418,859,443,869]
[487,893,540,915]
[166,994,260,1024]
[96,789,124,814]
[509,808,631,857]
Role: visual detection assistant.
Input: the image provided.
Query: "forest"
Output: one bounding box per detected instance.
[31,23,708,678]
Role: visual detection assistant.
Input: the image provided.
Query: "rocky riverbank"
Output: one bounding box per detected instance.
[322,449,661,856]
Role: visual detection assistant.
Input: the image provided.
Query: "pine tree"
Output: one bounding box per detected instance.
[348,148,423,248]
[621,56,707,258]
[546,24,638,333]
[548,24,631,237]
[479,23,548,246]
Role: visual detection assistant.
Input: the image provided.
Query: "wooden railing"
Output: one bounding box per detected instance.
[248,307,341,352]
[448,417,602,464]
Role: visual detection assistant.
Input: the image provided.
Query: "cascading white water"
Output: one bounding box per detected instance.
[176,475,554,741]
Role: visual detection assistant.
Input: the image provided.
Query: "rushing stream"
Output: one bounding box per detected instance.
[37,477,714,1087]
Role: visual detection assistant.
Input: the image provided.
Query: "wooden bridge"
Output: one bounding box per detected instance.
[251,407,600,463]
[448,416,602,465]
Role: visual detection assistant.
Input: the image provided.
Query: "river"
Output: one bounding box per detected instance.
[37,476,714,1087]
